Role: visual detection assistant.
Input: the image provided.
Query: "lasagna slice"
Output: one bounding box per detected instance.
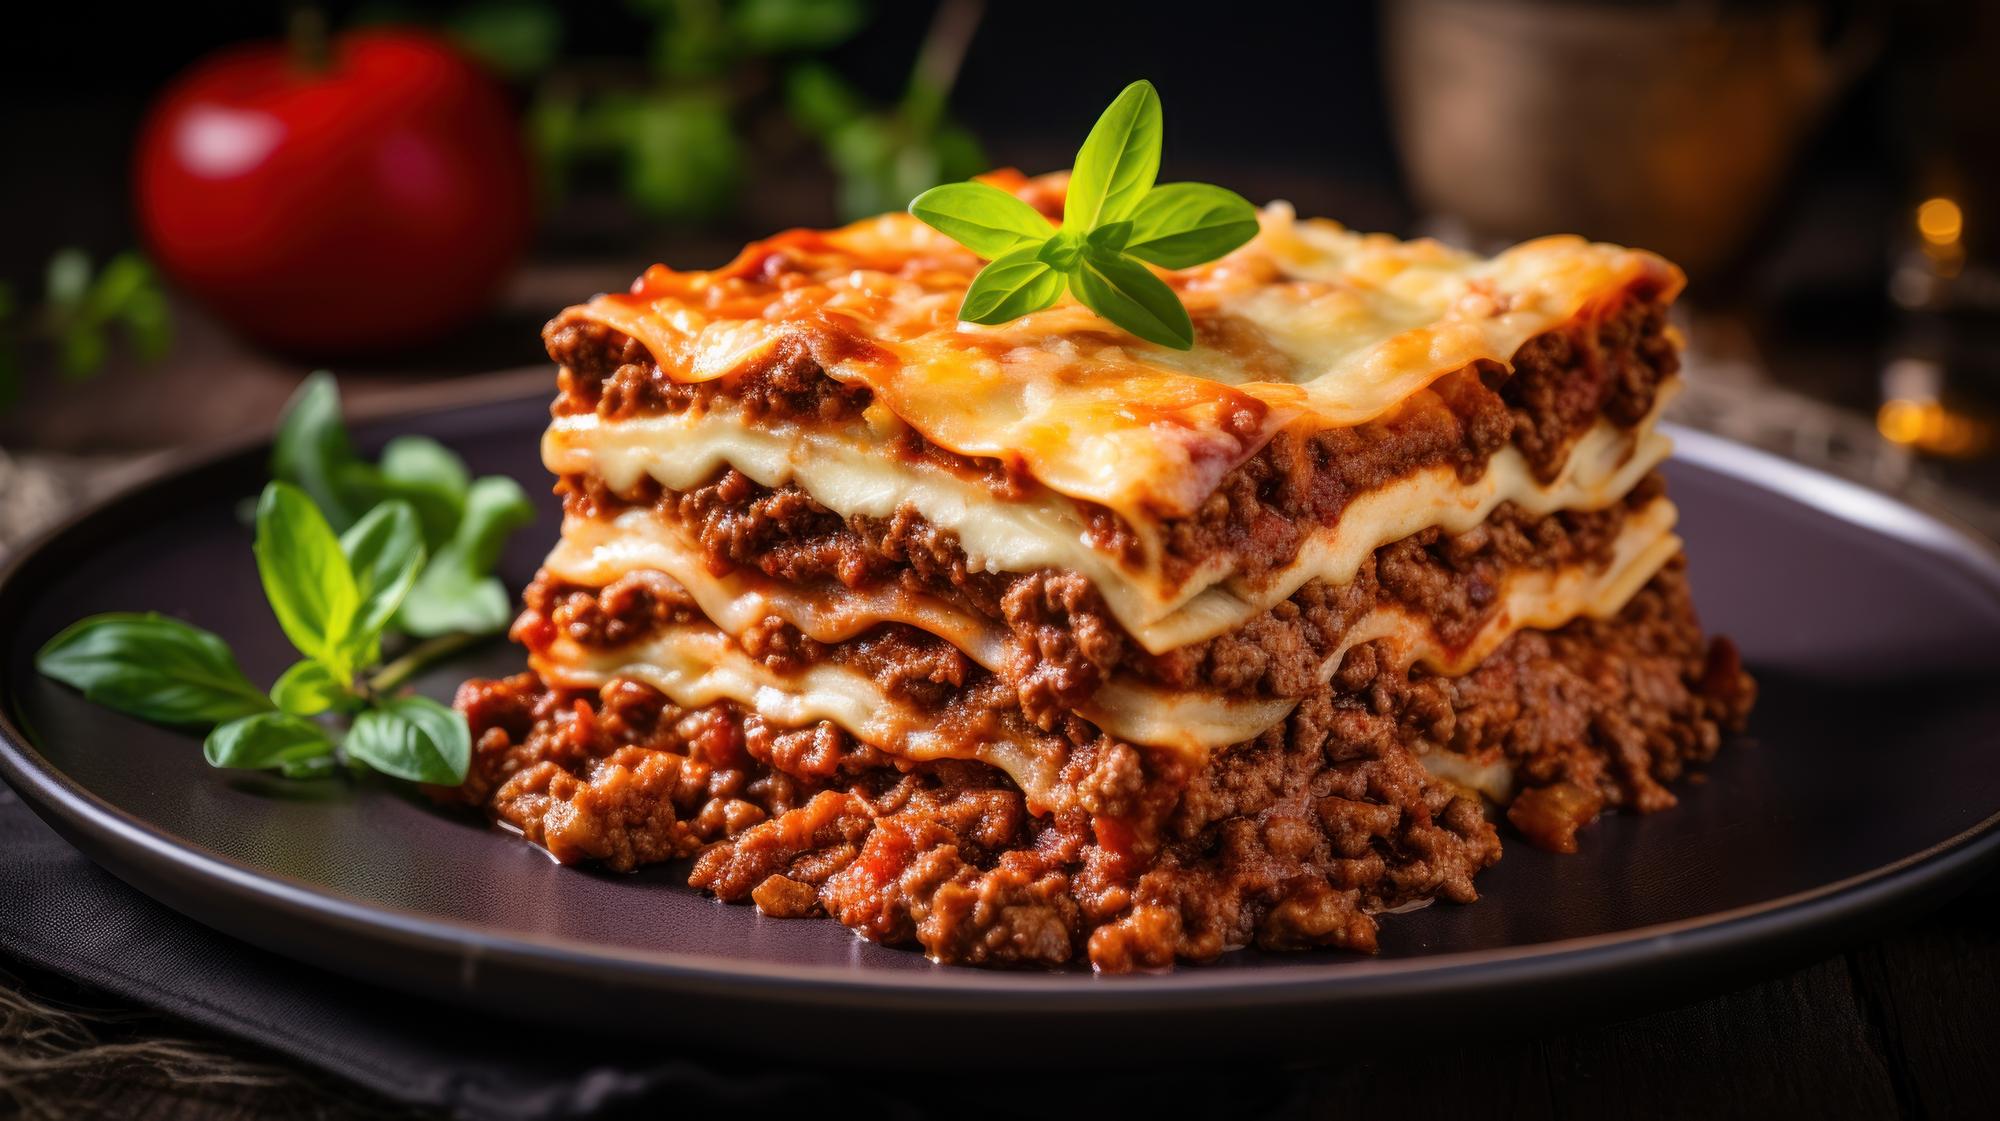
[451,172,1754,971]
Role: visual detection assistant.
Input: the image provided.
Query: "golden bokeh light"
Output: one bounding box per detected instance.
[1877,397,1994,458]
[1916,197,1963,247]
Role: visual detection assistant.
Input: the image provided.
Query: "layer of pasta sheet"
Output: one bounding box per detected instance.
[532,499,1681,802]
[543,393,1676,653]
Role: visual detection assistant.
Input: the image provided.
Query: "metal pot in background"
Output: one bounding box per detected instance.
[1384,0,1873,278]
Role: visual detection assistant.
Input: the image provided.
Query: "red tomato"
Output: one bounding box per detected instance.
[135,29,533,353]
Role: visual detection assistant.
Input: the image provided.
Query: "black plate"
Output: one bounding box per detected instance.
[4,394,1999,1056]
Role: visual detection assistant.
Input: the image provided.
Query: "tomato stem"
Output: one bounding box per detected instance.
[288,5,330,73]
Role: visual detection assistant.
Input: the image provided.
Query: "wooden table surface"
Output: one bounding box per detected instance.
[3,287,1998,1121]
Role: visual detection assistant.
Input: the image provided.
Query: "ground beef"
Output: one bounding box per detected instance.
[1445,556,1756,829]
[1138,475,1664,694]
[1504,294,1677,476]
[518,569,708,650]
[540,471,1662,729]
[548,318,872,425]
[449,567,1752,971]
[542,287,1676,584]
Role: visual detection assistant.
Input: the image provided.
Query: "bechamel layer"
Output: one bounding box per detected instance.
[536,498,1680,760]
[542,388,1675,654]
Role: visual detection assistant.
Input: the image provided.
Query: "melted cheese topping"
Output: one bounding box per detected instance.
[537,499,1680,758]
[543,392,1673,653]
[570,173,1681,522]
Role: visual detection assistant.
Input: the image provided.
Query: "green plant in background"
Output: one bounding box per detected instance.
[431,0,985,224]
[540,0,877,222]
[786,0,986,221]
[35,372,538,786]
[439,0,563,78]
[909,80,1260,350]
[0,249,173,411]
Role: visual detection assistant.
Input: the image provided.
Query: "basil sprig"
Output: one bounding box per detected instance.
[907,80,1259,350]
[272,373,533,637]
[396,477,538,637]
[37,483,477,787]
[35,370,532,787]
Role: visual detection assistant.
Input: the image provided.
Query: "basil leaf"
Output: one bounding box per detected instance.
[269,659,348,717]
[1064,80,1162,231]
[1071,249,1195,350]
[445,0,561,78]
[116,275,173,361]
[382,438,470,497]
[254,482,360,680]
[272,373,363,531]
[451,476,534,573]
[36,612,273,726]
[281,754,337,780]
[395,476,535,637]
[345,695,471,785]
[204,712,335,771]
[732,0,864,53]
[624,92,741,222]
[58,324,106,380]
[87,253,151,321]
[828,113,987,224]
[1036,231,1084,271]
[46,249,90,310]
[339,500,426,656]
[785,61,868,137]
[1123,183,1261,270]
[410,577,515,638]
[908,182,1054,260]
[378,436,470,550]
[1085,220,1133,253]
[958,243,1067,325]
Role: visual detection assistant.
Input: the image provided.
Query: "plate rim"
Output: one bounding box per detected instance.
[4,404,2000,1013]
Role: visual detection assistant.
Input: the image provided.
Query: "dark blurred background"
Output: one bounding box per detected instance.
[1,0,1997,534]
